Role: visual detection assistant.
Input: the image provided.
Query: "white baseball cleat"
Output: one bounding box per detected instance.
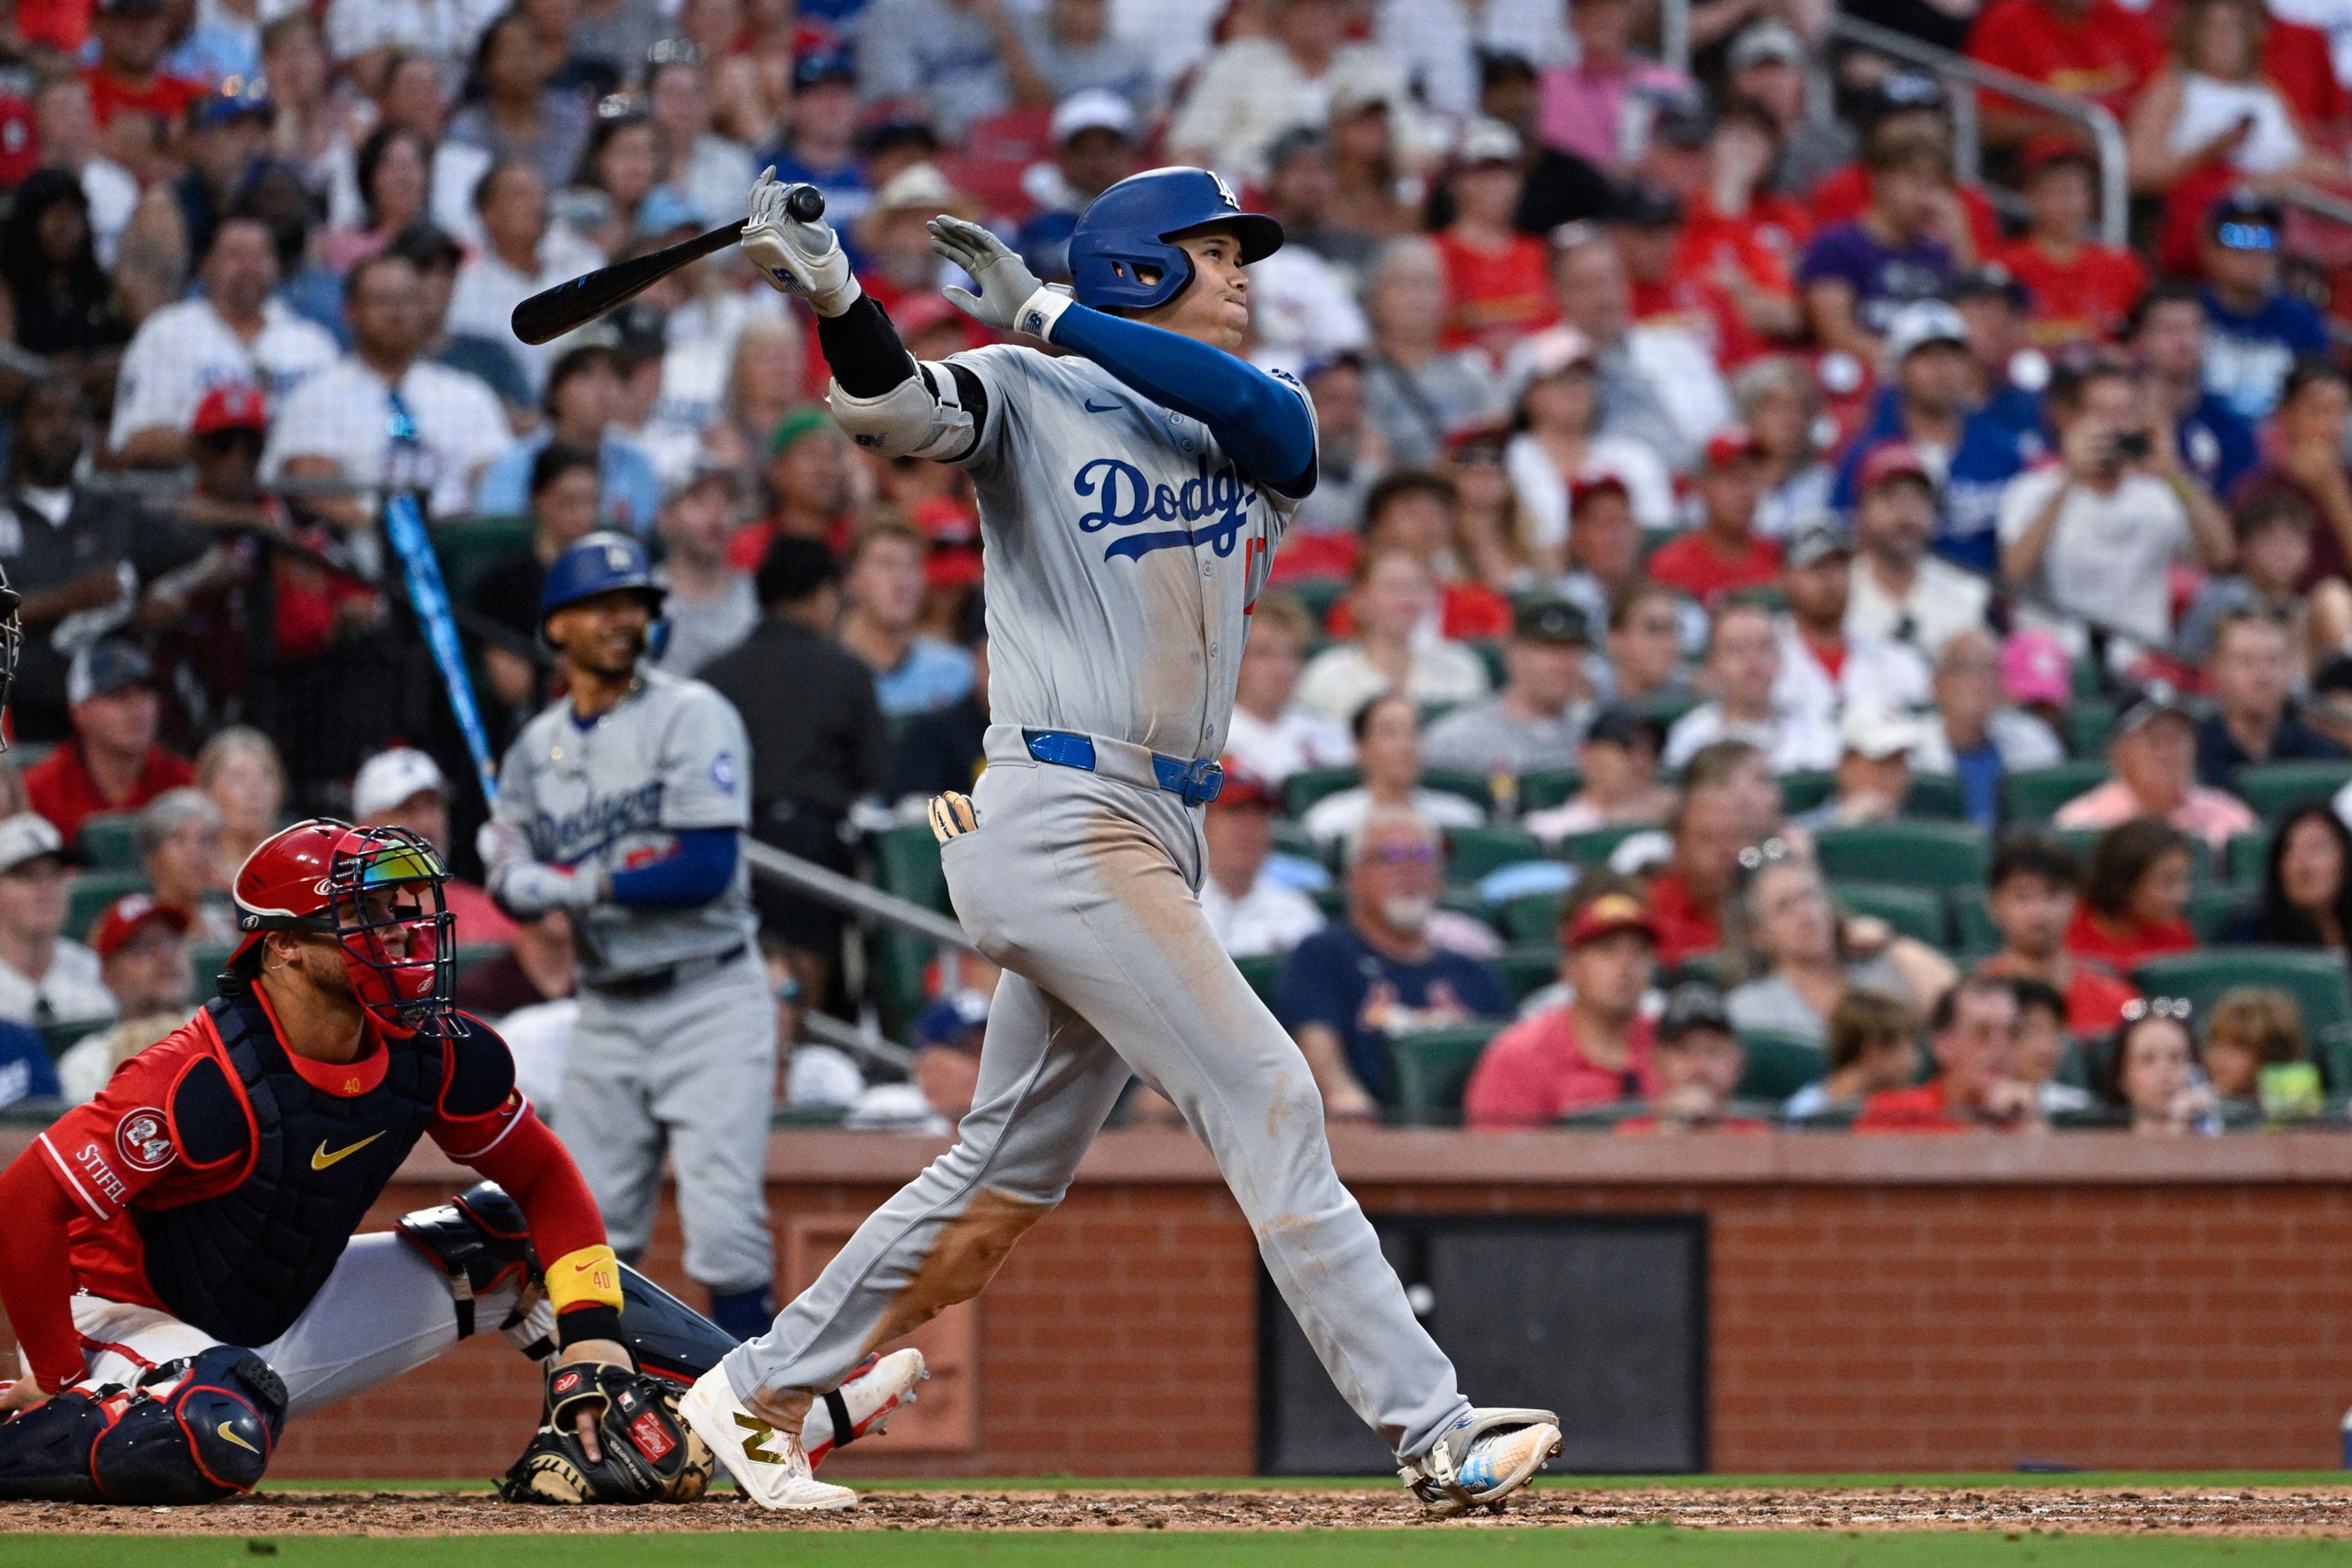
[677,1366,858,1511]
[1400,1407,1564,1517]
[805,1348,927,1466]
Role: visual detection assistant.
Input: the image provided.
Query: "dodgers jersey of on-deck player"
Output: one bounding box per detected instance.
[490,666,757,986]
[940,345,1310,762]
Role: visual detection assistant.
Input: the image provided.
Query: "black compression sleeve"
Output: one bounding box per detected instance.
[815,296,918,397]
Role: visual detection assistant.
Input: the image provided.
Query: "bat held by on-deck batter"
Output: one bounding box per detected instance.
[509,184,825,345]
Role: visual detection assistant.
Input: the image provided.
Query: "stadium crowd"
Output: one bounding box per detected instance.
[0,0,2350,1137]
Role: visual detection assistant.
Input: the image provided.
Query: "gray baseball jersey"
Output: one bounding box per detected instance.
[492,667,756,987]
[943,345,1303,761]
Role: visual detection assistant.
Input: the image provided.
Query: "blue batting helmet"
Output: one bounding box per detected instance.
[540,531,665,633]
[1066,167,1284,312]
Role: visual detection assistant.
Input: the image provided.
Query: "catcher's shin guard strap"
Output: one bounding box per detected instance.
[823,1389,856,1450]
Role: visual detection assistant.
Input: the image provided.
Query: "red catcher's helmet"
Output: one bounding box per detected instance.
[229,818,456,1034]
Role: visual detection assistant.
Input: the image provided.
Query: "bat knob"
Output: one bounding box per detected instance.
[785,186,826,223]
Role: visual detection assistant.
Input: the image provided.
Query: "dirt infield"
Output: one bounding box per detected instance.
[9,1485,2352,1537]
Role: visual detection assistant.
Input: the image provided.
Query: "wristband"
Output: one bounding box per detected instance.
[556,1303,624,1349]
[1013,285,1074,342]
[547,1243,625,1315]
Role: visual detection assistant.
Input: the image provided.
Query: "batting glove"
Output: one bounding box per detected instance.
[742,167,859,316]
[492,861,608,919]
[929,216,1069,341]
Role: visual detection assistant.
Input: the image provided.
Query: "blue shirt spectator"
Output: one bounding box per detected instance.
[0,1017,60,1108]
[2199,191,2328,421]
[476,432,663,533]
[838,521,976,718]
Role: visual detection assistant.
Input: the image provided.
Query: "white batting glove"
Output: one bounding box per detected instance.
[928,215,1068,340]
[742,166,859,315]
[492,861,606,919]
[476,818,528,870]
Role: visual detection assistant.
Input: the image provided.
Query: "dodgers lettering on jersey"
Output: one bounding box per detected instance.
[945,345,1306,761]
[491,667,755,986]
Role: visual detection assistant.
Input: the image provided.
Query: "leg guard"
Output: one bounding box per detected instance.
[616,1268,744,1387]
[0,1347,287,1504]
[397,1181,540,1341]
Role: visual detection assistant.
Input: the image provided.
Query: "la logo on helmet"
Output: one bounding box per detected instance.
[1210,173,1238,211]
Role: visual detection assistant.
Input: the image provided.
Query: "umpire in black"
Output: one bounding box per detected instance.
[700,536,889,1011]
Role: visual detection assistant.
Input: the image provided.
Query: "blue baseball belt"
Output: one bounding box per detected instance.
[1022,729,1226,806]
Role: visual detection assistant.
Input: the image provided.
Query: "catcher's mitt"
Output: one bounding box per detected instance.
[497,1361,714,1504]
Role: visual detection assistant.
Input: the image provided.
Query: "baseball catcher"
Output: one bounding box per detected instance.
[682,166,1561,1515]
[0,820,920,1504]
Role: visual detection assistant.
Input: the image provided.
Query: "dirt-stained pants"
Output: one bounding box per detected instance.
[722,727,1472,1461]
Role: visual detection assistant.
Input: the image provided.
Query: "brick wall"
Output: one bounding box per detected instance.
[6,1129,2351,1477]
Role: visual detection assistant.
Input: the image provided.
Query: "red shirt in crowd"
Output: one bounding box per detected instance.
[1644,870,1721,967]
[1854,1078,1971,1131]
[1806,166,2002,259]
[24,741,195,850]
[1431,228,1558,351]
[1645,530,1784,606]
[1965,0,2163,116]
[1463,1006,1658,1129]
[1629,271,1763,368]
[1672,193,1807,325]
[2062,905,2195,974]
[1977,951,2141,1036]
[84,66,203,130]
[1324,582,1514,641]
[19,0,92,51]
[1995,236,2146,346]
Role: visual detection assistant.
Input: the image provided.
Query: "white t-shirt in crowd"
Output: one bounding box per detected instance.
[1663,700,1839,775]
[1222,705,1355,785]
[109,297,340,451]
[1773,617,1932,747]
[1844,552,1992,660]
[0,940,116,1028]
[1996,467,2189,648]
[262,355,515,520]
[1300,785,1486,846]
[447,230,609,392]
[1199,870,1326,959]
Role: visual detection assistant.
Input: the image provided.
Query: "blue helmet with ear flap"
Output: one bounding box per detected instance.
[539,531,668,655]
[1065,166,1286,312]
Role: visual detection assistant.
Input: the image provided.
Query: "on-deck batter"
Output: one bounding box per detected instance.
[676,166,1562,1515]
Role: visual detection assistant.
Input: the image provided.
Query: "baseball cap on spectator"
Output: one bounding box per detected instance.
[2208,189,2282,250]
[1855,441,1936,496]
[864,162,977,224]
[1210,762,1278,812]
[1564,888,1660,948]
[2018,134,2095,181]
[97,0,165,15]
[1586,704,1667,753]
[756,535,840,608]
[352,747,448,819]
[1613,184,1684,229]
[1704,427,1760,469]
[769,405,835,458]
[858,117,942,160]
[1513,598,1590,646]
[192,383,267,437]
[611,301,668,366]
[793,51,857,91]
[2113,680,2198,736]
[1727,19,1803,70]
[913,988,990,1052]
[1506,325,1596,405]
[1784,514,1853,567]
[2317,650,2352,699]
[1050,89,1135,146]
[91,891,190,960]
[0,813,64,875]
[1882,298,1970,371]
[1950,263,2030,314]
[662,454,739,506]
[68,641,155,707]
[191,78,272,130]
[390,221,465,271]
[1839,702,1924,761]
[1330,78,1397,121]
[2000,630,2072,707]
[1608,829,1674,876]
[1657,980,1733,1042]
[635,184,707,236]
[914,495,983,587]
[1860,71,1947,124]
[1651,89,1714,149]
[1455,117,1521,168]
[1569,469,1630,513]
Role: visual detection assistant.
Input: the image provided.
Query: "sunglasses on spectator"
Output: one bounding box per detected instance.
[1735,837,1793,880]
[2119,996,2193,1024]
[1364,843,1439,866]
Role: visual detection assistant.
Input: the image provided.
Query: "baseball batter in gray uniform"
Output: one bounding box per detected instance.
[676,168,1560,1514]
[481,532,779,1341]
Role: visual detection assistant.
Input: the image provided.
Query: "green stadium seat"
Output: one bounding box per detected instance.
[1517,767,1580,813]
[431,516,535,608]
[1468,640,1506,689]
[2064,700,2113,761]
[2054,1039,2095,1090]
[1830,880,1948,944]
[1422,768,1493,811]
[1667,952,1723,989]
[9,740,52,772]
[77,813,141,870]
[1313,887,1345,921]
[1902,772,1968,821]
[1289,578,1348,628]
[66,869,149,942]
[1950,885,1999,952]
[1735,1030,1826,1102]
[2227,829,2274,889]
[1270,821,1322,867]
[2231,761,2352,823]
[2132,948,2352,1042]
[2056,826,2214,884]
[1637,692,1703,728]
[1498,892,1565,944]
[1813,821,1990,891]
[2187,886,2246,942]
[2315,1022,2352,1095]
[1445,826,1545,883]
[2070,652,2102,699]
[1498,944,1561,1005]
[1779,771,1836,814]
[1283,766,1359,818]
[2003,761,2108,824]
[190,941,236,1000]
[772,1102,851,1129]
[871,823,954,1034]
[453,944,508,984]
[1551,824,1652,867]
[1235,952,1284,1012]
[40,1016,112,1059]
[1387,1024,1502,1126]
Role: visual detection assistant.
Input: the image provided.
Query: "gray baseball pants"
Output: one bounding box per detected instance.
[556,951,777,1297]
[723,727,1471,1461]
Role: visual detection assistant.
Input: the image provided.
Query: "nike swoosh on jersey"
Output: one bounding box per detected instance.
[311,1130,387,1171]
[216,1422,259,1453]
[1083,399,1120,413]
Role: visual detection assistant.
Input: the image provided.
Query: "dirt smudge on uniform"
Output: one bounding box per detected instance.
[865,1188,1050,1353]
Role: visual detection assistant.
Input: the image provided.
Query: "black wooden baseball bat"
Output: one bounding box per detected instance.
[510,184,826,345]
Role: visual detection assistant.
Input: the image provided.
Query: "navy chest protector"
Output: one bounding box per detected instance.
[135,992,447,1348]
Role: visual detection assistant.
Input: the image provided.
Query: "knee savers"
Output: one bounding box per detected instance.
[0,1346,287,1504]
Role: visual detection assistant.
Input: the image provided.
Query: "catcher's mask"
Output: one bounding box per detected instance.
[230,819,457,1034]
